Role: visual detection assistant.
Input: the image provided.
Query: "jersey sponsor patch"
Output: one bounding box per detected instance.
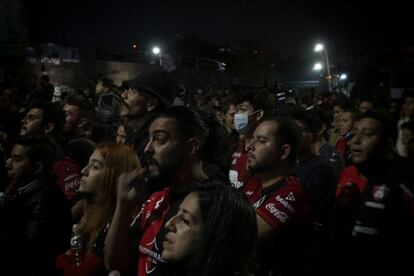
[276,195,295,213]
[285,192,296,202]
[352,224,379,236]
[245,190,254,196]
[254,197,266,209]
[364,201,385,209]
[372,185,389,201]
[232,152,241,158]
[265,203,289,223]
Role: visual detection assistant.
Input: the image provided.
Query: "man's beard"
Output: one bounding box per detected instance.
[145,155,185,193]
[19,127,28,136]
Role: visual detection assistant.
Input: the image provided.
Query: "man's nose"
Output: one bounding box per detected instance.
[5,158,12,169]
[245,139,255,151]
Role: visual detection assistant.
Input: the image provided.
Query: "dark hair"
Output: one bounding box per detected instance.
[265,116,302,168]
[98,77,114,90]
[120,80,129,91]
[359,97,373,104]
[342,108,360,122]
[188,180,257,276]
[155,106,209,146]
[14,136,55,175]
[65,96,95,124]
[235,89,275,115]
[27,101,65,139]
[402,89,414,101]
[40,75,49,82]
[311,107,332,139]
[333,99,353,111]
[401,121,414,133]
[358,111,398,142]
[291,109,322,134]
[66,96,93,110]
[219,94,236,114]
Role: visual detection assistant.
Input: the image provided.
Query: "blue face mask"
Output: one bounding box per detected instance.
[234,112,249,134]
[234,110,261,135]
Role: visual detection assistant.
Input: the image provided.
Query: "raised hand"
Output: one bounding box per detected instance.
[116,167,149,210]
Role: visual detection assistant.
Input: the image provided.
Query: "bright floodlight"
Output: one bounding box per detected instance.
[314,44,324,52]
[340,73,347,80]
[152,47,160,55]
[313,62,323,71]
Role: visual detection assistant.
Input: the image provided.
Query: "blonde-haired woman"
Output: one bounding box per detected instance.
[57,143,141,275]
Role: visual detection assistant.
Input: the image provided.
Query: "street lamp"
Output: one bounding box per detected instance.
[313,62,323,71]
[152,46,161,65]
[152,47,160,55]
[314,44,324,52]
[314,43,332,92]
[340,73,347,80]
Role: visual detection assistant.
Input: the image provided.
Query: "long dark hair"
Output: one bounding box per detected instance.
[187,180,257,276]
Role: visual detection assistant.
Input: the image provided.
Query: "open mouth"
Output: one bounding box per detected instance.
[147,159,160,171]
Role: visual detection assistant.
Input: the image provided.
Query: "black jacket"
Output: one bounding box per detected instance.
[0,175,72,275]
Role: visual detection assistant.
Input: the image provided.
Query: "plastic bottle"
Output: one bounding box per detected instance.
[70,224,85,267]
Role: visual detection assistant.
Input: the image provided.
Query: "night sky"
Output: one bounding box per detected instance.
[25,0,412,58]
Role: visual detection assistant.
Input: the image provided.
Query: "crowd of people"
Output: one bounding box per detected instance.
[0,68,414,276]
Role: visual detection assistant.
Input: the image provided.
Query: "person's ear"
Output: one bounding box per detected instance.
[310,132,319,144]
[280,144,291,161]
[34,162,44,176]
[218,111,225,125]
[187,138,201,155]
[78,118,87,129]
[256,109,264,121]
[42,123,55,135]
[147,98,159,112]
[319,123,327,136]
